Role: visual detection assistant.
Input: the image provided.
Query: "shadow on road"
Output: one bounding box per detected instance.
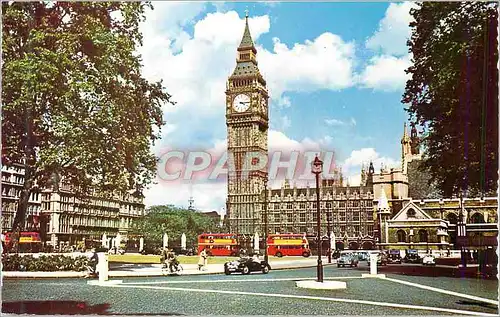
[2,301,186,315]
[2,301,111,315]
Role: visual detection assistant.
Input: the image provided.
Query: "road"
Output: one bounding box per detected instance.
[2,264,498,315]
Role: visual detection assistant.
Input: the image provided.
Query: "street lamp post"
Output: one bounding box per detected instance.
[312,155,324,283]
[327,208,332,264]
[264,179,269,264]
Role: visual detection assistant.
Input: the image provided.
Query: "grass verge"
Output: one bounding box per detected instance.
[108,254,307,264]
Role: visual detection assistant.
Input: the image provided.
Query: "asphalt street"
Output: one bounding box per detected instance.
[2,265,498,315]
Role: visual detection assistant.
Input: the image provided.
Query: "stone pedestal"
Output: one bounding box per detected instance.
[97,252,108,283]
[296,280,346,290]
[370,253,377,275]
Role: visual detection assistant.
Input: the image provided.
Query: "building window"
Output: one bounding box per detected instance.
[312,202,317,209]
[287,203,293,210]
[339,201,346,208]
[353,212,360,221]
[407,208,416,218]
[367,211,373,221]
[354,225,360,235]
[326,212,332,222]
[300,213,306,222]
[470,213,485,223]
[346,212,352,222]
[299,203,306,209]
[367,225,374,236]
[326,202,332,209]
[274,203,280,210]
[340,212,346,222]
[418,230,428,243]
[287,214,293,223]
[446,213,458,224]
[397,230,407,243]
[353,201,359,208]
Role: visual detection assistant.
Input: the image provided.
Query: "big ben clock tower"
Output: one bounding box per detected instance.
[226,12,269,237]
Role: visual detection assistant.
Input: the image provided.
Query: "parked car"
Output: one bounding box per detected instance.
[337,254,359,268]
[387,250,402,264]
[224,256,271,275]
[171,246,195,256]
[355,251,369,262]
[107,247,125,255]
[377,252,388,266]
[422,254,436,266]
[140,246,161,255]
[403,249,421,263]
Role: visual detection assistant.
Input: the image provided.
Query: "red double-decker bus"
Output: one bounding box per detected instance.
[267,234,311,257]
[2,231,42,253]
[197,233,239,256]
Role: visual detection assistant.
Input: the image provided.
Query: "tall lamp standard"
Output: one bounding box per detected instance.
[327,207,332,264]
[312,155,324,283]
[264,177,269,263]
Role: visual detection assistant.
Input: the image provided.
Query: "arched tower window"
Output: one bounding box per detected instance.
[397,230,406,243]
[418,229,428,242]
[470,213,485,224]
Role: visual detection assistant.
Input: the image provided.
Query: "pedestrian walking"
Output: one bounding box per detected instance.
[198,248,207,271]
[86,248,98,278]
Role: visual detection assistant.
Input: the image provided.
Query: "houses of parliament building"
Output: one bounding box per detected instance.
[226,14,498,251]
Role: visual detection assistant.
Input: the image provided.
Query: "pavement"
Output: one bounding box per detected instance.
[2,265,498,316]
[1,256,335,278]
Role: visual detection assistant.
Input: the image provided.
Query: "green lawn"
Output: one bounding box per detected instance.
[108,254,303,264]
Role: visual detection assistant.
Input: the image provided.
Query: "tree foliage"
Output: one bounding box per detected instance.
[2,2,173,243]
[407,160,441,200]
[130,205,221,247]
[403,2,498,197]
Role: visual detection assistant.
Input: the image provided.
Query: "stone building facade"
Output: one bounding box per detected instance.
[1,163,144,248]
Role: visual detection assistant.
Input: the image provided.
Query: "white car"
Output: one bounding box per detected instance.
[422,254,436,266]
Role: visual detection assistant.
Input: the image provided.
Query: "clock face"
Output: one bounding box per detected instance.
[232,94,250,112]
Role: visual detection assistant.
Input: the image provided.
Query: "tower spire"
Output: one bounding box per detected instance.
[402,122,410,143]
[239,10,255,50]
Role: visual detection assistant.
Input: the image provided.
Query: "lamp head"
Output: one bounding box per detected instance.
[311,155,323,174]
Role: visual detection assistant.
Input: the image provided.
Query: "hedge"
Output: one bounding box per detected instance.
[1,254,89,272]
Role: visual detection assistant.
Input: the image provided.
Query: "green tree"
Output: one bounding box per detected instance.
[402,2,498,197]
[407,160,441,200]
[131,205,220,248]
[2,2,173,251]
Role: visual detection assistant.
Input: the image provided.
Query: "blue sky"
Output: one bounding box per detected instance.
[139,1,417,212]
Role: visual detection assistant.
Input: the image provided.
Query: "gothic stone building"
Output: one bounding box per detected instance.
[226,14,497,251]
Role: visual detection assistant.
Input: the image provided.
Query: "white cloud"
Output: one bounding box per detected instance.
[324,117,357,127]
[263,1,280,7]
[365,2,418,56]
[140,9,270,117]
[277,96,292,108]
[359,54,411,91]
[347,174,362,186]
[279,115,291,130]
[259,33,356,104]
[144,181,227,212]
[342,148,400,175]
[360,2,416,91]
